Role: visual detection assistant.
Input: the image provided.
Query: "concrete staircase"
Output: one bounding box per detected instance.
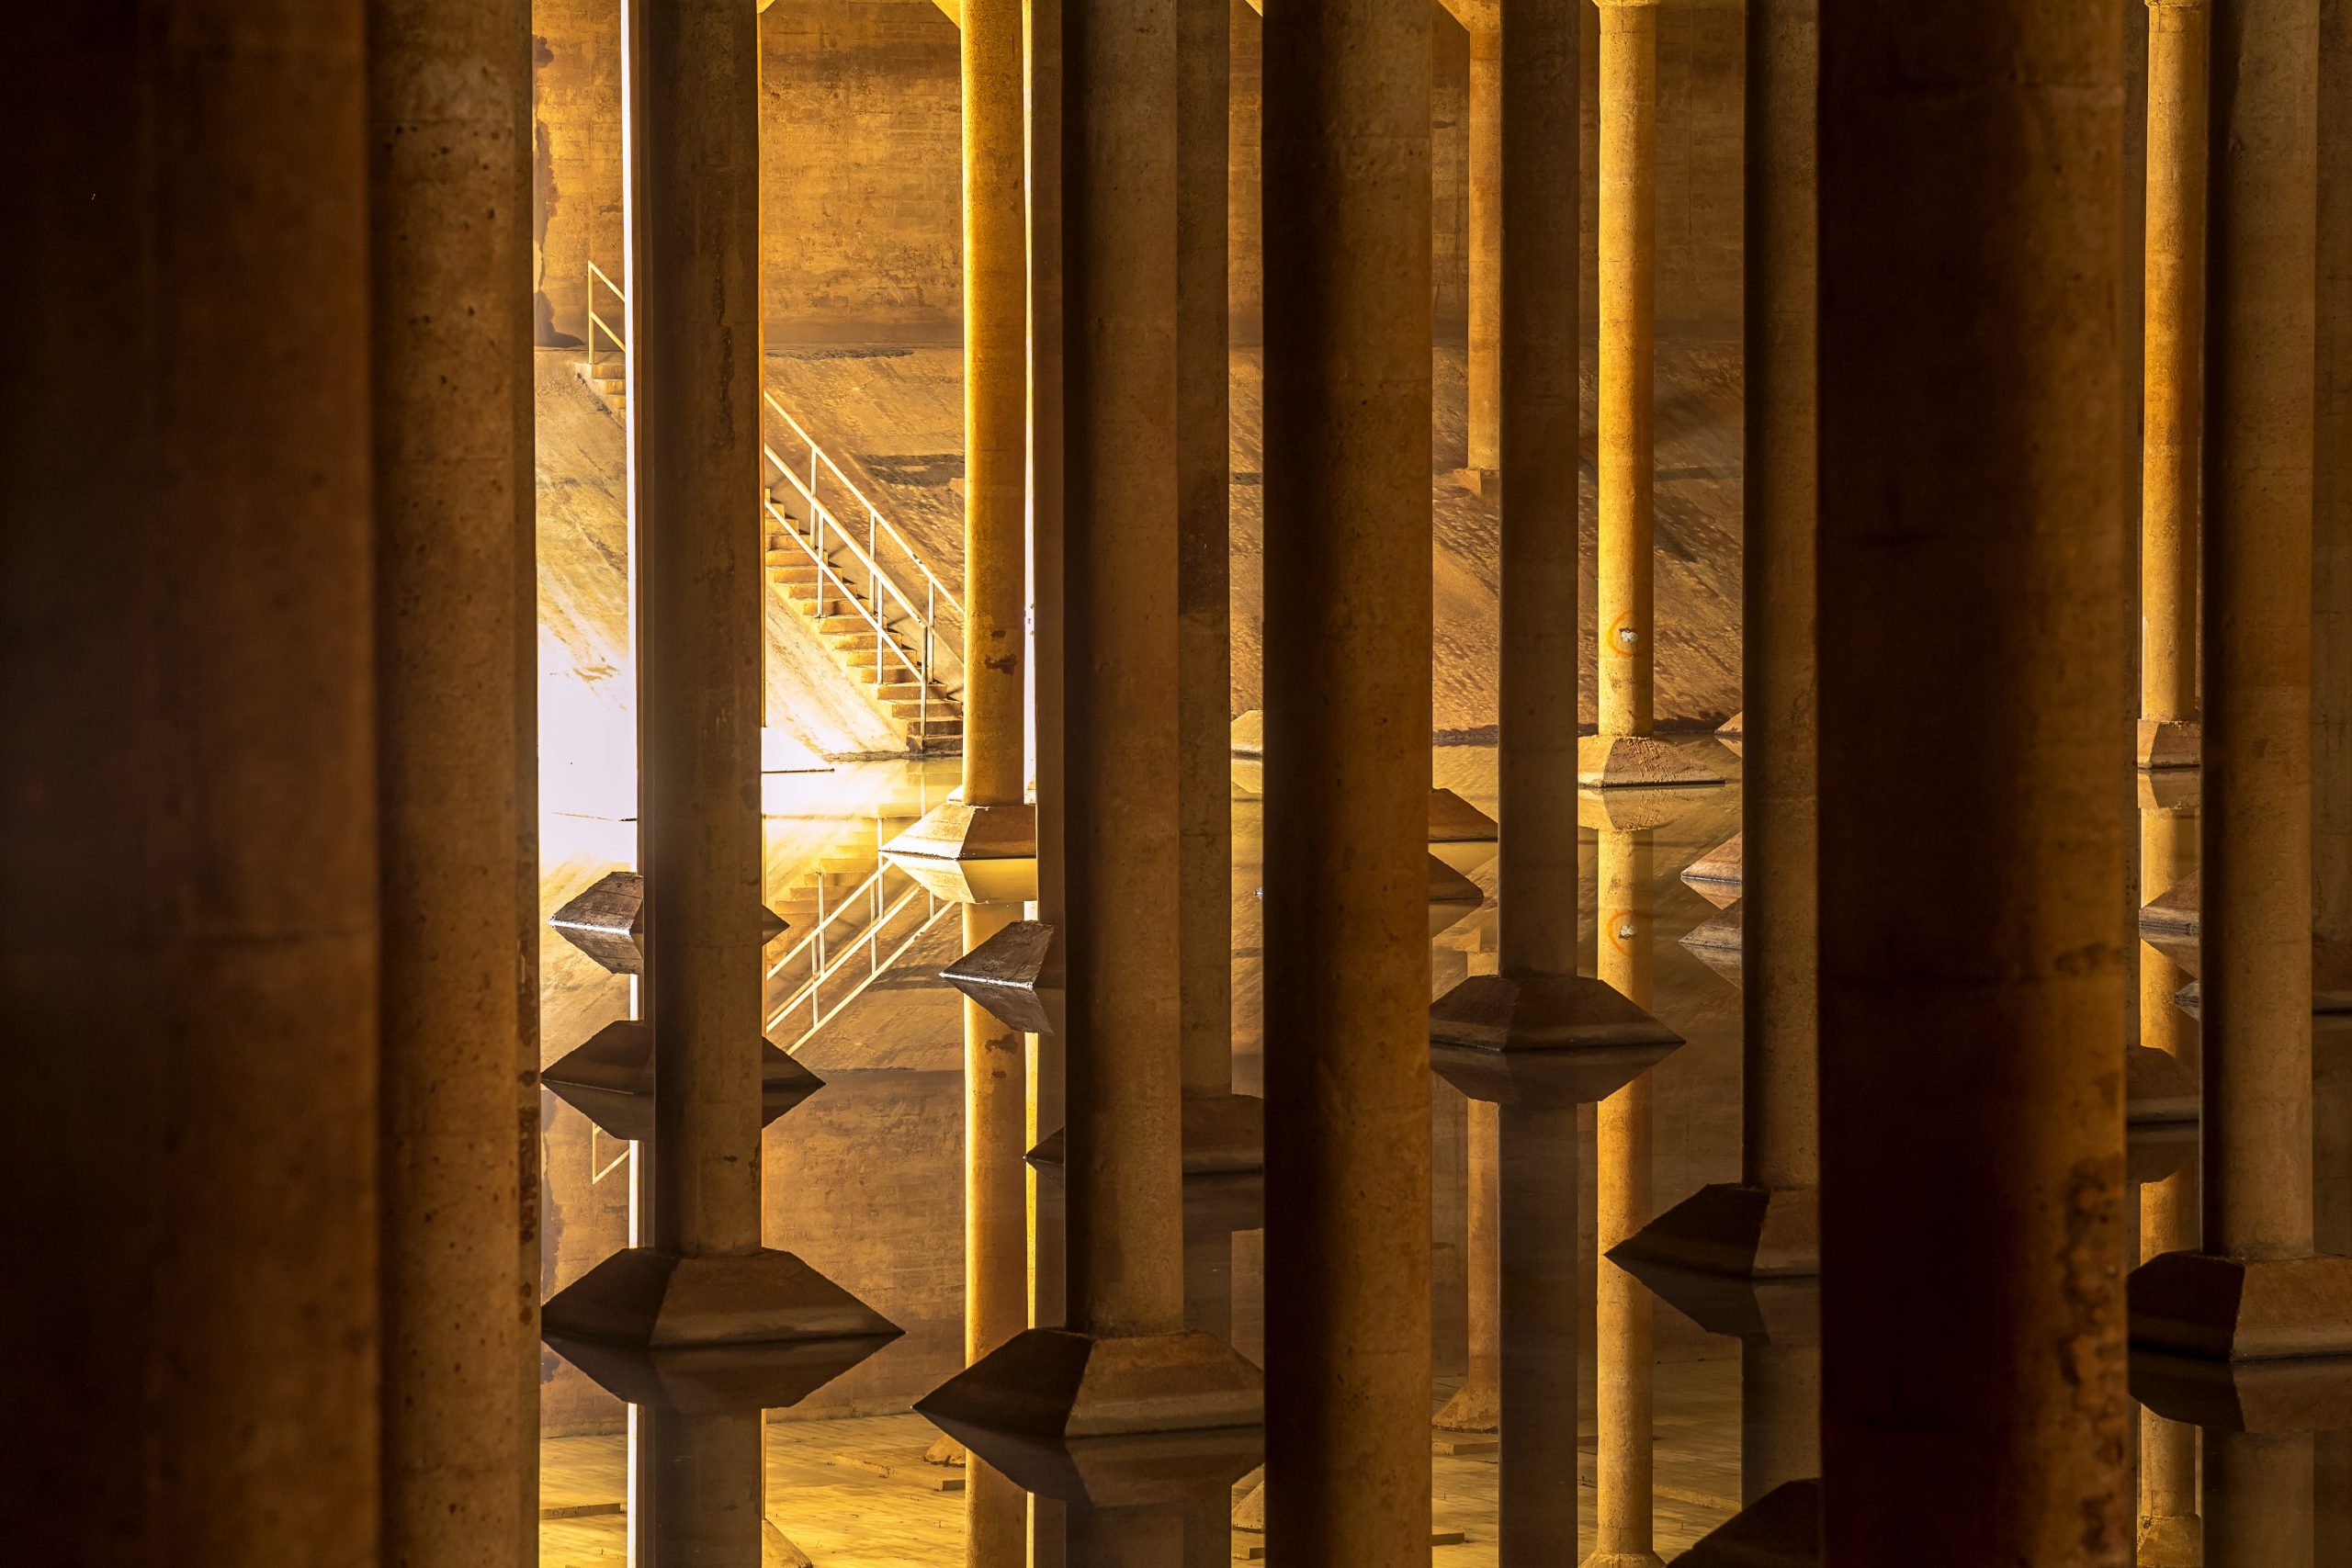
[564,331,965,756]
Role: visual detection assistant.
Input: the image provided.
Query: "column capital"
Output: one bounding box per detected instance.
[2145,0,2206,11]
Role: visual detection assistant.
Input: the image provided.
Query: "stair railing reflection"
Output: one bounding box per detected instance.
[762,853,952,1051]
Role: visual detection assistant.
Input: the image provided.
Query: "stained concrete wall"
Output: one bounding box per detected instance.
[532,0,623,348]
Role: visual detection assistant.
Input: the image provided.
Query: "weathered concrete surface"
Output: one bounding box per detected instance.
[531,0,624,346]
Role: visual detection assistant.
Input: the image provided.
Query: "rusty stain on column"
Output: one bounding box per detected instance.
[1261,0,1433,1560]
[369,0,538,1561]
[1461,21,1501,490]
[1816,0,2132,1557]
[1178,0,1241,1118]
[2140,0,2209,771]
[7,5,379,1562]
[1583,0,1713,790]
[1588,826,1661,1568]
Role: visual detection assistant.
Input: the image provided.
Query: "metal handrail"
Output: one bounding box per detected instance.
[761,492,929,691]
[762,859,949,1051]
[761,391,962,621]
[585,261,626,381]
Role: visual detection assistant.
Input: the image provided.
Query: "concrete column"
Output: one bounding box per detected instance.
[2133,0,2352,1363]
[1178,0,1261,1172]
[1815,0,2132,1557]
[967,0,1030,817]
[369,0,538,1562]
[1497,1101,1581,1568]
[1580,0,1713,791]
[1261,0,1433,1562]
[1461,24,1502,491]
[1587,827,1661,1568]
[1615,0,1818,1283]
[964,897,1029,1566]
[2139,0,2209,770]
[1435,1100,1501,1432]
[7,6,377,1562]
[2206,1430,2315,1567]
[1060,0,1184,1342]
[2137,787,2202,1568]
[2316,0,2352,993]
[1738,1335,1819,1506]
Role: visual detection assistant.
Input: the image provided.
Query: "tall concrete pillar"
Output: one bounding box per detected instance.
[1587,827,1661,1568]
[2132,0,2352,1363]
[539,5,900,1515]
[918,0,1261,1453]
[2207,1430,2315,1567]
[1815,0,2132,1557]
[1458,19,1501,494]
[1177,0,1262,1177]
[2316,0,2352,995]
[2140,0,2209,771]
[1434,1100,1501,1434]
[1617,0,1819,1285]
[1261,0,1433,1562]
[369,0,538,1562]
[6,6,378,1562]
[961,902,1031,1567]
[1581,0,1716,791]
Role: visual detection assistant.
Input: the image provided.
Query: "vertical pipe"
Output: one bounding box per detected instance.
[369,0,537,1560]
[1594,0,1658,741]
[1815,0,2132,1557]
[1464,25,1502,482]
[2200,0,2321,1263]
[1590,828,1659,1567]
[1178,0,1237,1103]
[1063,0,1185,1341]
[637,0,766,1263]
[2141,0,2210,756]
[5,4,378,1562]
[1261,0,1433,1561]
[1742,0,1819,1201]
[967,0,1029,807]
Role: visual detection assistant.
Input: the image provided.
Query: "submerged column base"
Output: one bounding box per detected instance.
[1577,733,1724,791]
[2136,716,2203,771]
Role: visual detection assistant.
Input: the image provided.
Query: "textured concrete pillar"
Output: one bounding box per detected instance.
[639,1407,764,1566]
[2200,0,2320,1263]
[1588,828,1660,1568]
[2132,0,2352,1363]
[1061,0,1184,1340]
[369,0,538,1562]
[1497,1101,1580,1568]
[2139,0,2209,769]
[1435,1100,1500,1432]
[964,896,1029,1567]
[6,6,378,1563]
[1616,0,1817,1283]
[1582,0,1713,789]
[1461,24,1501,489]
[2317,0,2352,993]
[1261,0,1433,1562]
[967,0,1029,815]
[2137,791,2202,1568]
[1816,0,2132,1557]
[2206,1430,2315,1567]
[1738,1335,1818,1506]
[635,0,765,1262]
[1177,0,1246,1132]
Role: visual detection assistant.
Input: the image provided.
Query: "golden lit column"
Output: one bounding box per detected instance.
[1261,0,1434,1562]
[2140,0,2209,772]
[1458,17,1501,495]
[1614,0,1819,1289]
[1178,0,1259,1170]
[959,899,1030,1567]
[917,0,1261,1455]
[1434,1101,1501,1433]
[1581,0,1714,791]
[368,0,538,1562]
[9,6,378,1562]
[1815,0,2132,1559]
[2132,0,2352,1360]
[1587,828,1663,1568]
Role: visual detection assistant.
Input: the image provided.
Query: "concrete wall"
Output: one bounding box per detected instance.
[532,0,623,348]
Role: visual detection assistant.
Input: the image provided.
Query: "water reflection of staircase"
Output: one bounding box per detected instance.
[762,808,957,1055]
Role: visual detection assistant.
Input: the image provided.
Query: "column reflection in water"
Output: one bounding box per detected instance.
[1587,822,1664,1568]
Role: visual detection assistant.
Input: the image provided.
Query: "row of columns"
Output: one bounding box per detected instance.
[12,1,541,1563]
